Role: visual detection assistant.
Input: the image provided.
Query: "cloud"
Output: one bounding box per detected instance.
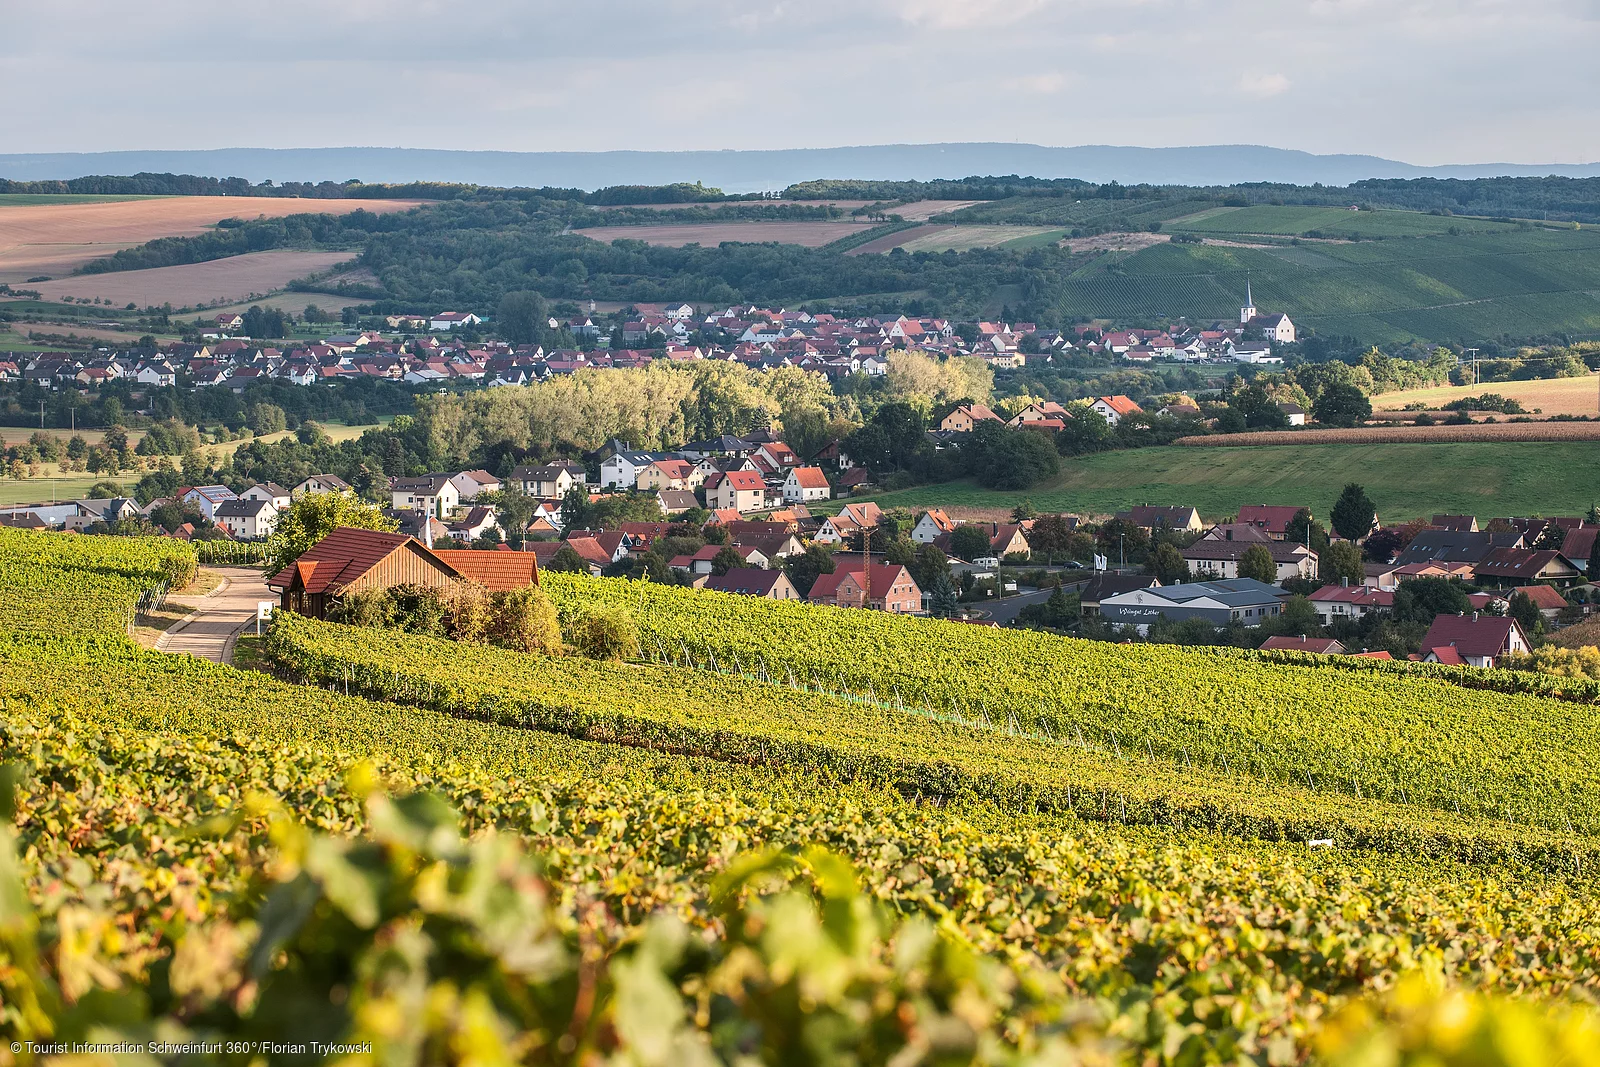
[0,0,1597,164]
[1007,72,1070,95]
[1238,73,1292,99]
[894,0,1054,28]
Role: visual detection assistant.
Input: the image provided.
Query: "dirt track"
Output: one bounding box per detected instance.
[0,195,421,283]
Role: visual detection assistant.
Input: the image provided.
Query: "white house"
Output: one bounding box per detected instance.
[911,508,957,544]
[292,474,353,498]
[783,466,832,504]
[1089,395,1142,427]
[182,484,237,522]
[1181,539,1319,583]
[390,474,462,518]
[241,482,291,510]
[134,362,177,387]
[600,451,660,490]
[448,469,501,501]
[706,470,768,513]
[214,498,277,540]
[510,462,584,498]
[430,312,482,331]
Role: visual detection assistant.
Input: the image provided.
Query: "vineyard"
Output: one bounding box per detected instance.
[1053,225,1600,343]
[261,610,1600,876]
[8,527,1600,1060]
[533,575,1600,839]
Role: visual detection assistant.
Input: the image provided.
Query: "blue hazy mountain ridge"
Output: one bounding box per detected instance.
[4,143,1600,193]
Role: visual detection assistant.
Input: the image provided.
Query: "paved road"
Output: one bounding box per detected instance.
[156,565,274,664]
[970,576,1091,625]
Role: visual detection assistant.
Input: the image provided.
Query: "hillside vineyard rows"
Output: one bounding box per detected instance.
[537,575,1600,839]
[7,527,1600,1060]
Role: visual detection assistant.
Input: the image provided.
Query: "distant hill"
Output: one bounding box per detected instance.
[4,143,1600,193]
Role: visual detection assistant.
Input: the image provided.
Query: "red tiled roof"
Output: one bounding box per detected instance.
[1475,547,1578,583]
[789,466,830,489]
[705,568,787,596]
[442,549,540,591]
[1515,584,1569,611]
[809,563,916,601]
[1418,614,1524,659]
[267,527,439,594]
[1307,585,1394,608]
[723,470,766,491]
[562,536,614,566]
[1561,527,1598,563]
[1237,505,1304,535]
[1258,635,1344,654]
[1096,395,1142,416]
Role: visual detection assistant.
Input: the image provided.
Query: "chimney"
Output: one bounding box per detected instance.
[1473,611,1479,622]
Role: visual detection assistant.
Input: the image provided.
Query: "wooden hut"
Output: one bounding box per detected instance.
[267,527,461,619]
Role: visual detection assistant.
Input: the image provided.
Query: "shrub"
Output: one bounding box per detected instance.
[488,585,563,653]
[160,552,198,590]
[329,587,396,628]
[568,604,641,661]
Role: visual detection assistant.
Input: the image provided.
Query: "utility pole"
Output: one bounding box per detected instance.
[39,400,46,430]
[1464,347,1479,387]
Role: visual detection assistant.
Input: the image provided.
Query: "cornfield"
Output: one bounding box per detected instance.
[1178,422,1600,446]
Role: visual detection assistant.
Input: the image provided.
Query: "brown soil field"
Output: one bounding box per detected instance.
[0,196,422,283]
[30,251,355,308]
[1177,423,1600,446]
[593,199,874,212]
[574,221,872,247]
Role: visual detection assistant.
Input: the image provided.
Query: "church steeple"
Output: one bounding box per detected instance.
[1240,275,1257,325]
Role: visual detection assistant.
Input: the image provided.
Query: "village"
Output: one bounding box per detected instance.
[6,411,1595,671]
[0,290,1295,392]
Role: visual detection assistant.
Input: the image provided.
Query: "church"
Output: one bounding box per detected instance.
[1239,279,1296,344]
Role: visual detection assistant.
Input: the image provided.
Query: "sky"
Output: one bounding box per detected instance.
[3,0,1598,165]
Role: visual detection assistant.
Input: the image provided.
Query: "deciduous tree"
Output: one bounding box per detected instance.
[1239,544,1277,584]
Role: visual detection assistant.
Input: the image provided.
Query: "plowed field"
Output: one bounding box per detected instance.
[28,251,354,308]
[573,221,873,247]
[0,195,421,283]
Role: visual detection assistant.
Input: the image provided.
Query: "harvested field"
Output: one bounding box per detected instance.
[0,195,422,283]
[592,199,873,212]
[844,226,937,255]
[30,251,355,308]
[1373,374,1600,417]
[1062,231,1171,253]
[1176,423,1600,446]
[573,221,873,247]
[893,225,1065,253]
[891,200,981,221]
[849,223,1066,254]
